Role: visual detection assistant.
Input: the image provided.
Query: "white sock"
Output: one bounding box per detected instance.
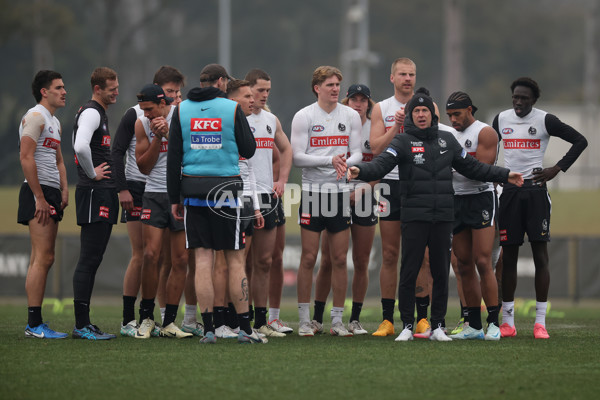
[160,307,166,324]
[331,307,344,325]
[502,301,515,327]
[268,308,280,323]
[184,304,197,325]
[535,302,547,327]
[298,303,310,324]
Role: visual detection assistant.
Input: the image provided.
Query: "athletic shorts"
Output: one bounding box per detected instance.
[378,179,401,221]
[141,192,184,231]
[499,182,551,246]
[240,196,254,237]
[75,186,119,226]
[257,193,282,230]
[298,190,351,233]
[351,190,378,227]
[17,183,64,225]
[453,191,497,235]
[120,180,145,223]
[275,198,286,227]
[184,205,246,250]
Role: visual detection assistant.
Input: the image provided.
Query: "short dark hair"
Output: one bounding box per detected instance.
[32,70,62,103]
[153,65,185,87]
[511,77,540,100]
[226,79,251,96]
[91,67,117,90]
[245,69,271,86]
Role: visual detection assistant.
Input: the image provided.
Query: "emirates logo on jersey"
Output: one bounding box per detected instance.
[101,135,111,147]
[160,141,168,153]
[42,137,60,150]
[255,138,274,148]
[503,139,541,149]
[310,136,349,147]
[362,153,373,162]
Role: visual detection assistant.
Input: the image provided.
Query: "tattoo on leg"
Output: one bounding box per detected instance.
[415,286,424,294]
[240,277,248,302]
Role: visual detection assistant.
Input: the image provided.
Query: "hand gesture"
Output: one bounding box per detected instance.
[93,162,111,181]
[332,153,347,180]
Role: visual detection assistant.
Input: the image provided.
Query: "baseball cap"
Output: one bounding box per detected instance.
[137,84,173,104]
[199,64,232,83]
[346,84,371,99]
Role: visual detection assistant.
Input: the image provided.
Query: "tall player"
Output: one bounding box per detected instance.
[291,66,362,337]
[19,70,69,339]
[493,77,587,339]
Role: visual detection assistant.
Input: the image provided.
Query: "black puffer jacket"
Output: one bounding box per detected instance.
[357,114,509,222]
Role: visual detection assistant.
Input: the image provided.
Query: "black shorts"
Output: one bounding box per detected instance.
[453,191,497,235]
[184,205,246,250]
[17,183,64,225]
[378,179,401,221]
[75,186,119,226]
[499,182,551,246]
[240,196,254,237]
[120,180,145,223]
[257,193,281,230]
[298,190,351,233]
[141,192,184,231]
[275,198,286,227]
[351,189,378,227]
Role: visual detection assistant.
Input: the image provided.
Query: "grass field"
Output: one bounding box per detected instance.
[1,300,599,400]
[1,186,600,236]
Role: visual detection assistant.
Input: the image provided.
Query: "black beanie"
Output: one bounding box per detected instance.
[406,88,435,118]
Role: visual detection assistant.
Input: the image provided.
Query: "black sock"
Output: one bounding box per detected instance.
[350,302,363,322]
[28,306,43,328]
[247,304,254,322]
[416,295,430,321]
[214,306,226,329]
[254,307,267,329]
[122,296,136,325]
[74,300,90,329]
[461,301,469,323]
[382,298,395,323]
[139,298,155,323]
[467,306,482,330]
[163,304,178,327]
[486,305,500,326]
[201,312,214,333]
[238,312,252,335]
[226,303,238,328]
[313,300,326,324]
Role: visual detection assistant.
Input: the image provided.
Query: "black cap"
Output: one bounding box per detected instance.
[137,84,173,104]
[446,91,478,114]
[200,64,232,83]
[346,84,371,99]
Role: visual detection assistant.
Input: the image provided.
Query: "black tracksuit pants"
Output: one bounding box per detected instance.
[398,221,452,330]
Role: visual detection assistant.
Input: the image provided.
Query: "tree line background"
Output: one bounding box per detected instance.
[0,0,597,185]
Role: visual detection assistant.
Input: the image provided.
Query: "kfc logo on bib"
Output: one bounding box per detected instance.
[191,118,222,131]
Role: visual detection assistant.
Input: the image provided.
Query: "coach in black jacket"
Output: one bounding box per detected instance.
[348,89,523,341]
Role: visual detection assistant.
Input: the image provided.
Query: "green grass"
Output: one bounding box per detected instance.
[1,300,599,400]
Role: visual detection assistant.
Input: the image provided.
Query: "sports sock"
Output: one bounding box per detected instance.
[535,301,547,327]
[461,301,469,323]
[254,307,267,329]
[248,304,254,322]
[27,306,43,328]
[331,306,344,325]
[183,304,197,325]
[238,312,252,335]
[122,295,136,325]
[313,300,325,324]
[502,301,515,327]
[467,306,482,330]
[416,295,430,321]
[214,306,226,329]
[73,300,91,329]
[350,301,363,322]
[162,304,178,327]
[226,303,238,328]
[139,298,155,322]
[486,305,500,326]
[159,307,165,324]
[201,312,214,333]
[268,307,280,323]
[298,303,310,324]
[382,298,395,323]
